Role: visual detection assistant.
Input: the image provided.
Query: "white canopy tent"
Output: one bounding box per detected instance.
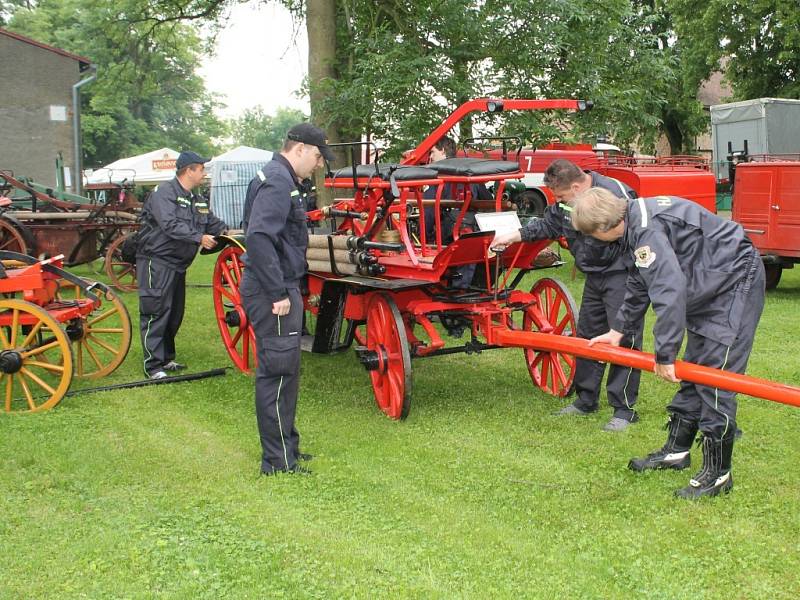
[209,145,274,228]
[85,148,180,186]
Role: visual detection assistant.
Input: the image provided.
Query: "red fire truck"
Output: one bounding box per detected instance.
[472,143,716,216]
[732,155,800,289]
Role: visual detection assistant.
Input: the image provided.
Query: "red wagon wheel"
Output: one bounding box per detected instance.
[522,278,578,396]
[0,216,31,254]
[365,293,412,420]
[104,232,137,292]
[213,244,256,374]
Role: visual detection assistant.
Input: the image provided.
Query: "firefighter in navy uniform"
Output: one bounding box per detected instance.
[574,189,766,499]
[491,159,643,431]
[136,151,227,379]
[238,123,333,476]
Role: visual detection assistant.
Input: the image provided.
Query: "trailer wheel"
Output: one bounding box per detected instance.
[764,264,782,290]
[365,293,412,420]
[213,244,256,374]
[0,216,32,254]
[58,280,132,379]
[0,299,74,412]
[517,190,547,218]
[522,278,578,397]
[104,233,137,292]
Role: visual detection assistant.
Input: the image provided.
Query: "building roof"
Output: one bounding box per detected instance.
[0,27,91,69]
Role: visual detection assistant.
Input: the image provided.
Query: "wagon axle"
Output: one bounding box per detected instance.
[355,345,384,372]
[224,309,242,328]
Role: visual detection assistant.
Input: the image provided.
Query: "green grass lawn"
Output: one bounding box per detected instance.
[1,252,799,598]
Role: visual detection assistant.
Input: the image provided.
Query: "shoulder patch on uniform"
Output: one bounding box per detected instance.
[656,196,672,206]
[558,202,573,212]
[634,245,656,268]
[291,190,300,197]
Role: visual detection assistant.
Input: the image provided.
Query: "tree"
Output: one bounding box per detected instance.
[6,0,227,167]
[670,0,800,100]
[228,106,308,151]
[300,0,696,159]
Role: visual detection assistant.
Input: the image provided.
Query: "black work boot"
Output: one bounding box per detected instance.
[628,413,698,472]
[675,434,734,499]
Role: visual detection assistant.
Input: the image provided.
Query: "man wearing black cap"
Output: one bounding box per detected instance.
[136,150,227,379]
[239,123,333,476]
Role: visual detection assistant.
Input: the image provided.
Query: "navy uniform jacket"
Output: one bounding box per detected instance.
[243,155,308,303]
[613,196,758,364]
[519,172,636,274]
[137,178,227,272]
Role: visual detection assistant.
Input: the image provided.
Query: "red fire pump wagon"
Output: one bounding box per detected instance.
[209,98,800,421]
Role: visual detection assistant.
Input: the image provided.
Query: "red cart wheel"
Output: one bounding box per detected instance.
[104,233,137,292]
[213,245,256,373]
[0,217,31,254]
[365,293,412,420]
[522,278,578,396]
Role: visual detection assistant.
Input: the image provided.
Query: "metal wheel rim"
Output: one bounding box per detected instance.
[365,293,412,420]
[104,233,137,292]
[0,299,73,412]
[58,280,132,379]
[0,217,29,254]
[522,278,578,396]
[213,245,256,373]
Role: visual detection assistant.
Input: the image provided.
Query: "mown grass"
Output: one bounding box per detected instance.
[1,251,799,599]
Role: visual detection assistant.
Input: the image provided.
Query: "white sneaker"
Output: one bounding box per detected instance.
[163,361,187,371]
[148,370,168,380]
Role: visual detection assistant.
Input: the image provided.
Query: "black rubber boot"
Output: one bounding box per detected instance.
[675,434,734,499]
[628,413,698,472]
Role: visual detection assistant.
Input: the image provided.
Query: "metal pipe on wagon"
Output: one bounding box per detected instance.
[493,329,800,408]
[72,64,97,196]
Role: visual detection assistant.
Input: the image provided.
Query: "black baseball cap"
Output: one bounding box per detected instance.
[176,151,210,171]
[286,123,335,162]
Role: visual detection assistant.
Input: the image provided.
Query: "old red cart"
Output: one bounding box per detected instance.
[0,251,132,412]
[211,99,800,419]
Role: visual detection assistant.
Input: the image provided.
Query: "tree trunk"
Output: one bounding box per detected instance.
[307,0,344,203]
[662,109,684,155]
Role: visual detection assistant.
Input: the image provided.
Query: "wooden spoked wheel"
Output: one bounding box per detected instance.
[57,280,132,379]
[0,217,29,254]
[521,278,578,396]
[365,293,412,420]
[104,232,137,292]
[213,245,256,374]
[0,299,73,412]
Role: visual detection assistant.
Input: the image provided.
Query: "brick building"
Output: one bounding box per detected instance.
[0,28,92,191]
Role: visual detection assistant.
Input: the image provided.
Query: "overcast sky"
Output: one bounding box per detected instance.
[198,1,309,119]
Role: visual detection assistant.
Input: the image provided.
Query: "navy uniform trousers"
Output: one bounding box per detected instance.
[241,283,303,472]
[573,270,644,419]
[669,256,766,440]
[137,257,186,376]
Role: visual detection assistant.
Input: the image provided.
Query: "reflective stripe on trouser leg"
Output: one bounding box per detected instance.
[274,314,290,469]
[573,275,607,410]
[137,259,178,375]
[602,271,643,416]
[242,284,303,471]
